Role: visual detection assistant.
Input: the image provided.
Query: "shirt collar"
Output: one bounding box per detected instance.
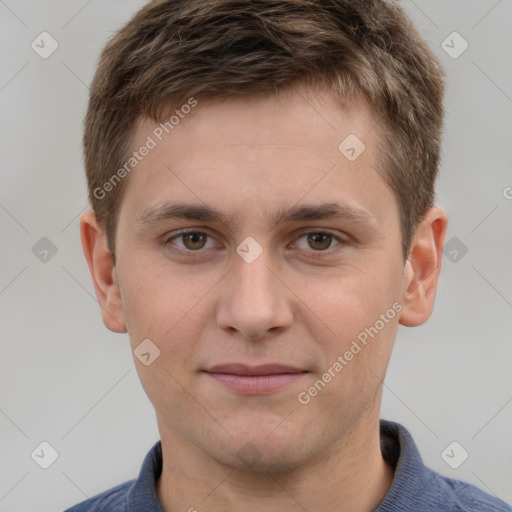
[375,420,435,511]
[127,440,165,511]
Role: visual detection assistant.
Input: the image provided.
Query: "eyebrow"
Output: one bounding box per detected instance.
[137,201,377,228]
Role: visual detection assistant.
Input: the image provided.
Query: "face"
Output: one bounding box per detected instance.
[84,85,443,472]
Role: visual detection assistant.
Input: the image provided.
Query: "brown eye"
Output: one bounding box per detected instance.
[292,231,343,254]
[165,231,215,252]
[181,232,208,250]
[306,233,335,251]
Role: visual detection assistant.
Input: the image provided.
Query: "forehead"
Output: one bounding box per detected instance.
[118,85,396,229]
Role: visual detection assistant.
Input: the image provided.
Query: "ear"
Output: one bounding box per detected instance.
[399,207,448,327]
[80,210,127,333]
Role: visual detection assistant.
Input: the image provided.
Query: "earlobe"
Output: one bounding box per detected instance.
[399,207,448,327]
[80,210,127,333]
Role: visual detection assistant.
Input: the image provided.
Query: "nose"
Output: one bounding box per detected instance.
[215,248,294,341]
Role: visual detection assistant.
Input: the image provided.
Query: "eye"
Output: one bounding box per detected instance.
[293,231,343,252]
[164,230,217,251]
[163,229,345,255]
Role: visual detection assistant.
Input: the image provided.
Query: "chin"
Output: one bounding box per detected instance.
[210,423,317,474]
[226,445,311,474]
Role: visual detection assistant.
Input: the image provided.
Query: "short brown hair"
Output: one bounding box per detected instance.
[84,0,445,259]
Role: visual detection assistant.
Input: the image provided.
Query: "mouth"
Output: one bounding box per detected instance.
[202,363,309,394]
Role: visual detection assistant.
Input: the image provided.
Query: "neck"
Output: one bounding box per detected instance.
[156,416,394,512]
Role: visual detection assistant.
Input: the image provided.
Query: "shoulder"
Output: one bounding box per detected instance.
[63,441,163,512]
[378,420,511,512]
[63,480,134,512]
[431,472,511,512]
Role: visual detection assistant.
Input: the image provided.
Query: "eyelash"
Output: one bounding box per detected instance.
[162,228,346,257]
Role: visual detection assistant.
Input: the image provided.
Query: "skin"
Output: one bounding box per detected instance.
[81,84,447,512]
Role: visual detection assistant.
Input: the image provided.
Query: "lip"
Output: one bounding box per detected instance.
[203,363,308,394]
[206,363,306,376]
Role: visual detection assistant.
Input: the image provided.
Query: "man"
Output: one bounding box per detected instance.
[66,0,511,510]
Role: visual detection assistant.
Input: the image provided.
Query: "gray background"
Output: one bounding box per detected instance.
[0,0,511,510]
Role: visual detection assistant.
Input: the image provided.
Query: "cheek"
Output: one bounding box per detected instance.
[301,263,402,381]
[119,264,206,409]
[118,257,214,342]
[304,266,398,331]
